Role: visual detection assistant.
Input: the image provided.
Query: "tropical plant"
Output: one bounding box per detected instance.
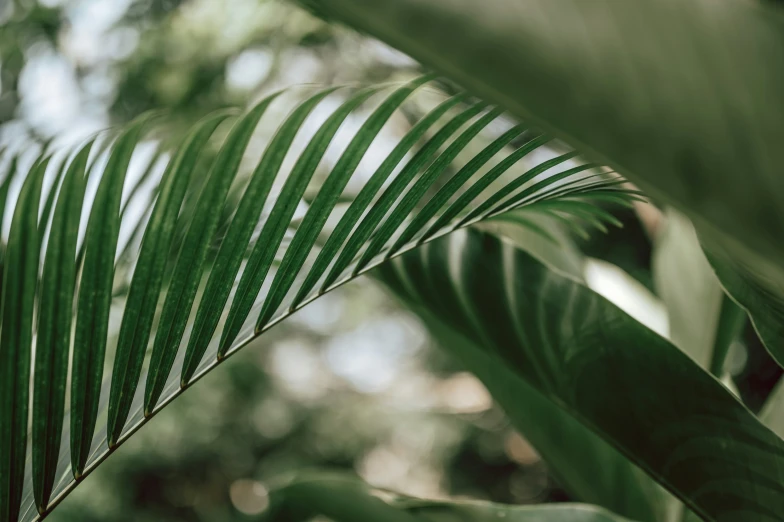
[2,2,784,522]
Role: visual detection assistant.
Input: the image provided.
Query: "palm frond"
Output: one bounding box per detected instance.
[0,77,633,522]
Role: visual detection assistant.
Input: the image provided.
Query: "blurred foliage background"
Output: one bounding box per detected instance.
[1,0,780,520]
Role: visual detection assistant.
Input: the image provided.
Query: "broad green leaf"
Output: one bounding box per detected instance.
[0,156,47,522]
[707,251,784,369]
[423,317,673,522]
[267,472,422,522]
[376,228,784,522]
[653,210,745,374]
[305,0,784,287]
[71,118,148,475]
[761,379,784,440]
[384,217,676,522]
[107,110,233,442]
[146,91,283,402]
[32,141,93,511]
[265,472,637,522]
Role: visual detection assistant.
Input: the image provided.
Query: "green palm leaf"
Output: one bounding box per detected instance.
[145,91,283,414]
[33,141,93,510]
[109,110,235,445]
[1,155,47,522]
[216,86,377,354]
[71,117,149,477]
[1,79,629,522]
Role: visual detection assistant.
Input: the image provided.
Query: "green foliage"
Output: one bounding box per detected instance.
[450,214,676,522]
[0,79,630,522]
[377,228,784,522]
[3,1,784,521]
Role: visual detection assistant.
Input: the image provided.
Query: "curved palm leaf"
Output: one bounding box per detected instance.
[376,228,784,522]
[0,78,629,522]
[1,156,47,522]
[33,141,94,509]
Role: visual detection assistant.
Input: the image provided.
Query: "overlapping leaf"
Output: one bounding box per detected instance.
[303,0,784,294]
[707,251,784,369]
[414,213,678,522]
[376,228,784,522]
[652,210,745,375]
